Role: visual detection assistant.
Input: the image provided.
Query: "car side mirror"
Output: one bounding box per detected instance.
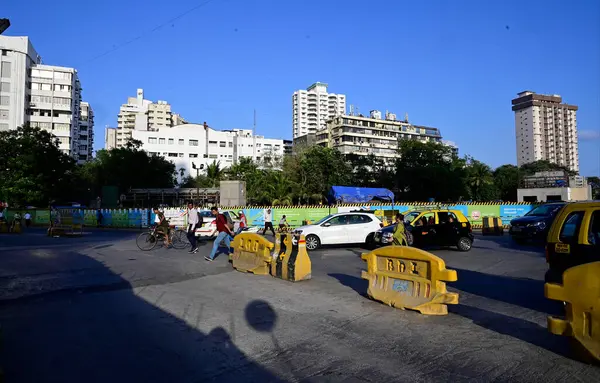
[322,222,331,227]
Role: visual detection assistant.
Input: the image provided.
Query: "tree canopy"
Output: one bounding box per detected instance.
[1,124,593,207]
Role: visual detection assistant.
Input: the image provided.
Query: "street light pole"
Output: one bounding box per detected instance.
[191,162,204,206]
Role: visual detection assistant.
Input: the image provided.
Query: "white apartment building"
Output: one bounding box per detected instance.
[292,82,346,139]
[28,64,81,156]
[315,110,444,162]
[1,36,92,160]
[0,36,41,131]
[77,101,94,163]
[107,89,179,149]
[512,91,579,173]
[132,123,285,177]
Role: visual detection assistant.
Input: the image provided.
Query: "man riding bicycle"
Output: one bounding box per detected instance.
[153,207,172,248]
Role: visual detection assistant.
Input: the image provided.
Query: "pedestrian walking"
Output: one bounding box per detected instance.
[205,206,234,262]
[262,208,275,236]
[96,209,103,228]
[24,212,32,228]
[392,213,408,246]
[181,202,201,253]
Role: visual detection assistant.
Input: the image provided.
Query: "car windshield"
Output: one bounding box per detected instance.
[314,215,334,225]
[525,204,563,217]
[404,212,421,224]
[199,211,214,217]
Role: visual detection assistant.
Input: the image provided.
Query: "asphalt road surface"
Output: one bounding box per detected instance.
[1,228,599,382]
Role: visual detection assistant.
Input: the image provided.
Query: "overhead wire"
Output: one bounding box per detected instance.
[81,0,217,66]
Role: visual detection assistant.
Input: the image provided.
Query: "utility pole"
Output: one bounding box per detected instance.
[192,162,204,205]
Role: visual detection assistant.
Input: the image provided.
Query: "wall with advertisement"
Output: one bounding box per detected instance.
[7,203,537,229]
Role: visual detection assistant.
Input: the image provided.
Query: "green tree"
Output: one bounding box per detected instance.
[493,164,520,201]
[520,160,577,176]
[465,158,498,201]
[205,160,224,188]
[299,146,352,199]
[265,171,294,205]
[395,140,468,201]
[588,176,600,199]
[0,124,76,206]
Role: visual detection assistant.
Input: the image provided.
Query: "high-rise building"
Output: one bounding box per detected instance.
[77,102,94,163]
[1,36,93,161]
[107,88,181,149]
[512,91,579,173]
[315,110,444,163]
[0,36,41,131]
[292,82,346,139]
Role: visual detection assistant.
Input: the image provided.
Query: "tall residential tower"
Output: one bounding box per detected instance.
[292,82,345,139]
[512,91,579,173]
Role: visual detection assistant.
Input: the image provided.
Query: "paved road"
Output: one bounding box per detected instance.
[0,228,599,382]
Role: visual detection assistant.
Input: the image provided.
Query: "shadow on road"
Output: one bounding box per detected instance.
[328,273,368,297]
[449,304,571,359]
[472,234,545,255]
[451,268,562,315]
[0,251,284,382]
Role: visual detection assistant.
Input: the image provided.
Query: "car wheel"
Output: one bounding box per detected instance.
[457,237,472,252]
[305,234,320,251]
[364,233,376,250]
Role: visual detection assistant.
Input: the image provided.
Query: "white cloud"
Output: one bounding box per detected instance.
[579,130,600,141]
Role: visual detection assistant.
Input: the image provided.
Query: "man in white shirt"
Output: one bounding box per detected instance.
[181,202,201,253]
[24,212,32,228]
[262,208,275,236]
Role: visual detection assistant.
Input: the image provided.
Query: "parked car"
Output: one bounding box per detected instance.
[544,201,600,284]
[509,202,566,244]
[373,209,474,251]
[293,212,382,251]
[195,210,258,238]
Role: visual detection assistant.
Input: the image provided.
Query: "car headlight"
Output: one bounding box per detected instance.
[527,221,546,229]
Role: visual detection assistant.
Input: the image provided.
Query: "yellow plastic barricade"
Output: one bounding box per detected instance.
[230,233,274,275]
[545,261,600,363]
[361,246,458,315]
[482,216,504,236]
[271,234,312,282]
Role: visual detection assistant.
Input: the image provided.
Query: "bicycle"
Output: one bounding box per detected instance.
[136,226,189,251]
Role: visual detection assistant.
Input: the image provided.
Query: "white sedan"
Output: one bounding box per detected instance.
[294,212,382,250]
[195,210,258,238]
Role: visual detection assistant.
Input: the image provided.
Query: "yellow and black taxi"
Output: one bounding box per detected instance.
[544,201,600,284]
[373,208,474,251]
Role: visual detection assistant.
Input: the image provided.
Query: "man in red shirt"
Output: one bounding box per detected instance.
[205,206,234,262]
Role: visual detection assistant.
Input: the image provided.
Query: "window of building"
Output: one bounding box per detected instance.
[228,142,233,147]
[209,154,218,159]
[168,153,178,157]
[219,141,226,147]
[178,139,184,145]
[0,123,9,131]
[209,141,217,146]
[0,82,9,92]
[0,96,8,106]
[189,139,199,146]
[1,50,8,56]
[53,97,71,106]
[189,153,198,158]
[159,138,166,144]
[0,109,8,120]
[148,137,157,144]
[168,138,174,145]
[1,62,12,77]
[178,153,184,157]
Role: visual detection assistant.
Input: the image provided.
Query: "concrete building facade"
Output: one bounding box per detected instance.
[107,89,180,149]
[77,101,94,163]
[292,82,346,139]
[132,124,285,177]
[315,110,444,162]
[0,36,93,161]
[512,91,579,173]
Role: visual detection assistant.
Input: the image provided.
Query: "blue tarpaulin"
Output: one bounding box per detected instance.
[328,186,394,204]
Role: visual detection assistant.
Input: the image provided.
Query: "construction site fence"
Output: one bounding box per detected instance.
[2,202,537,229]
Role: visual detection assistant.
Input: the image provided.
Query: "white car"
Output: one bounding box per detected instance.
[195,210,258,238]
[294,212,382,251]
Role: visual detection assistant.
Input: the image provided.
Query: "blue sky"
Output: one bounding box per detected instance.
[5,0,600,175]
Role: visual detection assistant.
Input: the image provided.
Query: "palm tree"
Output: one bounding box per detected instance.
[205,160,223,188]
[466,159,494,201]
[266,172,294,206]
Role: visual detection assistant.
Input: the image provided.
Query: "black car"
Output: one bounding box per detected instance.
[509,202,566,244]
[372,210,474,251]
